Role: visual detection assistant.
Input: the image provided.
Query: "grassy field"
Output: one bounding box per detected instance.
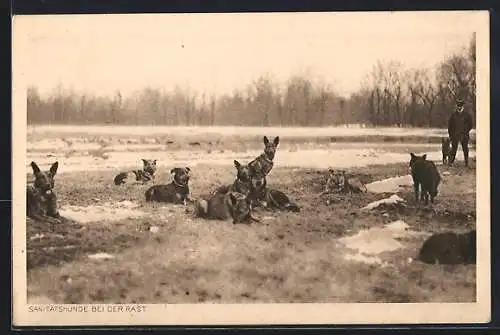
[26,157,476,304]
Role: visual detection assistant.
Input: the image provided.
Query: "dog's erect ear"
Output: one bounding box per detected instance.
[142,159,147,164]
[229,193,238,206]
[234,160,241,169]
[31,161,41,174]
[263,136,270,146]
[49,161,59,176]
[422,154,427,160]
[273,136,280,146]
[410,153,416,159]
[185,167,191,173]
[170,168,177,174]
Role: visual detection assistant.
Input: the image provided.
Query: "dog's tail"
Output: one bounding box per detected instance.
[284,202,301,213]
[269,189,300,213]
[114,172,126,185]
[144,187,155,202]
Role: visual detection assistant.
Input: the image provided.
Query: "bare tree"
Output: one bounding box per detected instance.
[413,69,437,127]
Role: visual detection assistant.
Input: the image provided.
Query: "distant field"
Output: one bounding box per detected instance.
[26,125,476,174]
[27,125,476,144]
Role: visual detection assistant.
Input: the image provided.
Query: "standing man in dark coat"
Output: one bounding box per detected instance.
[447,98,473,167]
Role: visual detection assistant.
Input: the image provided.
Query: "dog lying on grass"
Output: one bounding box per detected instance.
[114,159,157,185]
[246,163,300,213]
[418,230,476,265]
[26,161,61,224]
[144,167,192,205]
[257,188,301,213]
[194,191,261,224]
[322,168,368,195]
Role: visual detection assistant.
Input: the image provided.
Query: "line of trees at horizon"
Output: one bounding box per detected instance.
[27,34,476,129]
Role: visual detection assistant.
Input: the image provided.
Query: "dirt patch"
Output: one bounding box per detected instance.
[59,201,148,223]
[26,216,155,270]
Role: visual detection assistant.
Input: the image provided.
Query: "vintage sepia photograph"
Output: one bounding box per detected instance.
[12,10,490,326]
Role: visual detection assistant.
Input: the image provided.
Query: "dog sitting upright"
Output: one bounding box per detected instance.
[26,161,61,223]
[145,167,191,204]
[248,136,280,178]
[114,159,157,185]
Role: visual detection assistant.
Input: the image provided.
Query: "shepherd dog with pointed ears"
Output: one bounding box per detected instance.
[26,161,61,223]
[212,160,253,197]
[114,159,157,185]
[248,136,280,178]
[145,167,192,204]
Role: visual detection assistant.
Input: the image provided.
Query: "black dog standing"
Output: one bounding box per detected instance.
[447,98,473,167]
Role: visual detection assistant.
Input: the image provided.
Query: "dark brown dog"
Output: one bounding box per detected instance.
[260,188,300,213]
[26,161,61,223]
[144,167,191,204]
[194,191,261,224]
[212,160,253,197]
[418,230,476,265]
[409,153,441,205]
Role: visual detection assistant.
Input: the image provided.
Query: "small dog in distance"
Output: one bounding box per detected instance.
[322,168,368,195]
[441,137,451,165]
[114,159,157,186]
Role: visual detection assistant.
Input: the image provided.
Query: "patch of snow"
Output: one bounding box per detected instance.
[27,147,476,174]
[343,253,388,266]
[361,194,406,211]
[365,175,414,194]
[338,220,430,265]
[88,252,115,260]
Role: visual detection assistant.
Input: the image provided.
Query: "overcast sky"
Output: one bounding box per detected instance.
[14,11,483,98]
